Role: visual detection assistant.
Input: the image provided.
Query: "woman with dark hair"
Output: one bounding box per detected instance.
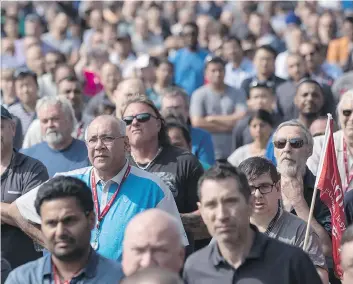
[228,109,274,166]
[146,58,174,109]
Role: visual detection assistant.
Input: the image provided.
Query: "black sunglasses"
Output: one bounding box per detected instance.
[273,138,305,149]
[342,109,353,117]
[123,113,158,126]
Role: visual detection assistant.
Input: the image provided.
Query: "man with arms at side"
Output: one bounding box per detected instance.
[122,97,207,249]
[190,57,247,161]
[6,115,187,261]
[21,96,90,177]
[183,163,322,284]
[5,176,124,284]
[239,157,328,284]
[160,86,215,166]
[1,106,48,270]
[122,209,185,276]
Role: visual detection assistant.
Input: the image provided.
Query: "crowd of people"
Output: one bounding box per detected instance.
[1,1,353,283]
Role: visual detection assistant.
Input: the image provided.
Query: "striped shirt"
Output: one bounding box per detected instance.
[15,161,188,261]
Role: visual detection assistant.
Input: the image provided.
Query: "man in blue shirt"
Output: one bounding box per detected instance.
[169,22,208,96]
[5,176,124,284]
[9,115,188,262]
[21,96,90,177]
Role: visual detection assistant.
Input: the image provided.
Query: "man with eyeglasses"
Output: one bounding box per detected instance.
[238,157,329,284]
[5,114,188,263]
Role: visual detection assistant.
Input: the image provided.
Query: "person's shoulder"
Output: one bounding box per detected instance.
[165,145,202,165]
[15,151,47,169]
[191,85,209,97]
[72,138,88,149]
[6,257,46,283]
[21,142,48,155]
[190,126,211,138]
[96,254,124,279]
[8,102,22,112]
[184,243,213,270]
[279,211,308,231]
[55,166,92,180]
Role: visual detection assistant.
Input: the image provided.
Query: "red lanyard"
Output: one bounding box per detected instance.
[91,165,131,229]
[343,139,353,192]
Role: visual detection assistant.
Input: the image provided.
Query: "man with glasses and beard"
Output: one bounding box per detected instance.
[21,96,89,177]
[5,176,124,283]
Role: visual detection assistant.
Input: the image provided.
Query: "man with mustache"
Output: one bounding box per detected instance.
[5,176,124,283]
[21,96,90,177]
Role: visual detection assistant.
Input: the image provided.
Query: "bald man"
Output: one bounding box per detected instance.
[309,117,328,137]
[121,267,184,284]
[114,78,146,118]
[122,209,185,276]
[6,115,188,262]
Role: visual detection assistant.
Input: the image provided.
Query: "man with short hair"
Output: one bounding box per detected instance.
[21,96,90,177]
[190,57,247,161]
[273,120,332,257]
[6,115,188,262]
[121,267,183,284]
[8,68,39,138]
[25,44,45,76]
[0,106,48,269]
[183,163,322,283]
[160,87,215,165]
[5,176,124,283]
[122,209,185,276]
[341,224,353,284]
[239,156,328,283]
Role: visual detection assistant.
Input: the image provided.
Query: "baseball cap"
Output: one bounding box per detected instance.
[285,11,301,26]
[1,105,13,120]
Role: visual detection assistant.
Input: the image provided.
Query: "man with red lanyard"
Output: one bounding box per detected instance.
[308,90,353,224]
[6,115,188,262]
[5,176,125,283]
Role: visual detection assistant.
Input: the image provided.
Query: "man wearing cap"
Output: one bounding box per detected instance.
[8,68,39,138]
[190,57,247,161]
[0,105,49,269]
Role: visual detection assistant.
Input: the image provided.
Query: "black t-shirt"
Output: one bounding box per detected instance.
[1,150,49,269]
[128,145,204,213]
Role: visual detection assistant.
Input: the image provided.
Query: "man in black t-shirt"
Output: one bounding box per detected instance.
[121,96,209,248]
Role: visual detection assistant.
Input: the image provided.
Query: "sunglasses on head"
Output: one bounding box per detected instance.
[273,138,305,149]
[123,113,158,126]
[342,109,353,117]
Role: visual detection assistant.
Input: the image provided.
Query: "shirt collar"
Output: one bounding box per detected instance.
[210,225,267,267]
[93,159,129,185]
[43,249,99,279]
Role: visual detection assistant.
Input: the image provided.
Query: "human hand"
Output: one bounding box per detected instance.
[280,175,305,206]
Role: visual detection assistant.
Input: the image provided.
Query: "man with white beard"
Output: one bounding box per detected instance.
[273,120,332,256]
[21,96,90,177]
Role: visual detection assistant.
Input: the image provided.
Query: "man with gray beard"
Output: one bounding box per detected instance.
[21,96,90,177]
[273,120,332,256]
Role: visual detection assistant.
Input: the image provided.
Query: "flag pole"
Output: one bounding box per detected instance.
[303,114,332,251]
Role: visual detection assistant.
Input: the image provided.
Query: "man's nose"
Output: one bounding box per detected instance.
[140,251,156,269]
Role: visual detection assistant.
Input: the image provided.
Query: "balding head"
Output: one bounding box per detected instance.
[121,267,183,284]
[122,209,185,276]
[85,115,128,178]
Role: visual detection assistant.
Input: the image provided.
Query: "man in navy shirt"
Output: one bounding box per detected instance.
[169,22,208,96]
[21,96,89,177]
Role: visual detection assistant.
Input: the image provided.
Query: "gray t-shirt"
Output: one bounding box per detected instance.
[268,210,326,269]
[41,33,74,56]
[190,85,247,160]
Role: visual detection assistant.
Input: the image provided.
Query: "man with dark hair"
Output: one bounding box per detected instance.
[5,176,124,283]
[241,45,286,97]
[341,224,353,284]
[239,157,328,283]
[190,57,247,161]
[121,267,183,284]
[183,163,322,284]
[169,22,208,95]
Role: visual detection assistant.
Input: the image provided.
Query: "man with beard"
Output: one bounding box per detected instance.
[21,96,90,177]
[293,78,325,129]
[273,119,338,282]
[5,176,124,283]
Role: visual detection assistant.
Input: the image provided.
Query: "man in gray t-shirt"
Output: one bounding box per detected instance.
[190,57,247,160]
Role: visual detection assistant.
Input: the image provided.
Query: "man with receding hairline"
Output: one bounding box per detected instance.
[122,209,185,276]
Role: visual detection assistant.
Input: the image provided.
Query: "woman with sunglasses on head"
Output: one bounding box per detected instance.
[121,96,211,252]
[228,110,274,167]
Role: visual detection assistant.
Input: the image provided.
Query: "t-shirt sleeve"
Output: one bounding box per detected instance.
[22,160,49,195]
[189,90,206,118]
[15,185,41,224]
[234,88,248,112]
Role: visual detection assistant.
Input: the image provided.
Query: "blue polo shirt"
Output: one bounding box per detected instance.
[5,249,124,284]
[190,126,215,165]
[15,162,188,262]
[170,47,208,95]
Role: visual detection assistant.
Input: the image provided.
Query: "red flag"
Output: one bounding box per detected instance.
[315,114,346,279]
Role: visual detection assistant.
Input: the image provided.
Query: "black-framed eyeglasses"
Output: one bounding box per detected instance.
[249,183,276,195]
[86,135,124,148]
[342,109,353,117]
[273,138,305,149]
[123,113,158,126]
